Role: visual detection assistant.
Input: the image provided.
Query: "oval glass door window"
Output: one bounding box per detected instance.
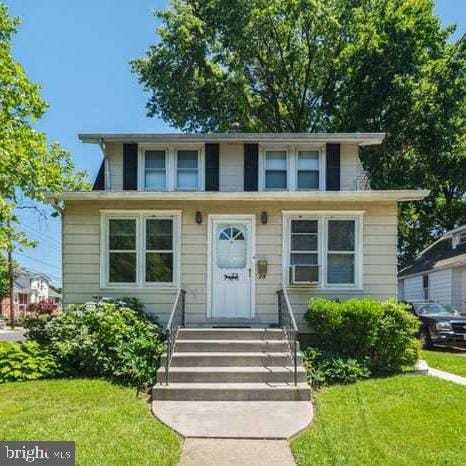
[216,225,247,269]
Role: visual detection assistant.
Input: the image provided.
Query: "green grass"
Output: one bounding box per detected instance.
[0,379,181,466]
[421,349,466,377]
[291,375,466,465]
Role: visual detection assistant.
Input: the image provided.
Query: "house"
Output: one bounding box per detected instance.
[48,288,63,310]
[398,225,466,313]
[59,132,428,402]
[0,269,51,320]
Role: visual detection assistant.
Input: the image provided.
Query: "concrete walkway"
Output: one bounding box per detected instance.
[152,400,313,439]
[0,328,26,342]
[179,439,296,466]
[428,367,466,386]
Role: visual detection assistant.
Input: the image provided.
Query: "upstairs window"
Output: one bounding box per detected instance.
[297,150,319,190]
[144,150,166,190]
[327,220,355,285]
[265,151,287,190]
[177,150,199,190]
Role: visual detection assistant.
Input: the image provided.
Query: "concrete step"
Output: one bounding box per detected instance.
[177,328,285,341]
[174,339,289,353]
[157,366,307,384]
[161,352,301,367]
[152,382,311,401]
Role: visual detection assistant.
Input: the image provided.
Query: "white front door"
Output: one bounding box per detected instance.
[210,217,254,319]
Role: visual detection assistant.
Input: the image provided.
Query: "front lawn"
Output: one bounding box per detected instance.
[0,379,181,466]
[421,349,466,377]
[291,375,466,465]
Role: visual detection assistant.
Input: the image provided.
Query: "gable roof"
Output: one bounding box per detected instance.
[399,226,466,278]
[78,132,385,146]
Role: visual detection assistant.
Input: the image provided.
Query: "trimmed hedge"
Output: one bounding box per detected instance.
[305,298,419,373]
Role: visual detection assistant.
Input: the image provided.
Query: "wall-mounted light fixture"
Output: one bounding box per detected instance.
[195,211,203,224]
[261,211,268,225]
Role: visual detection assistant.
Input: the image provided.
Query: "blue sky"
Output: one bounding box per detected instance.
[6,0,466,287]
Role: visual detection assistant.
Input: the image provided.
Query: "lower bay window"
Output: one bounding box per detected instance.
[101,211,181,288]
[284,212,363,289]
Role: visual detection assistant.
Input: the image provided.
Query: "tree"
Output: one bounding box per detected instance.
[0,255,7,303]
[132,0,466,264]
[0,3,88,253]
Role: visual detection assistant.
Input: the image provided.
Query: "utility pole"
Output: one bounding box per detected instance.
[7,217,14,330]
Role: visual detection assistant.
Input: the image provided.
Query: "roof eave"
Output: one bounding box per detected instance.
[78,132,386,146]
[55,189,429,203]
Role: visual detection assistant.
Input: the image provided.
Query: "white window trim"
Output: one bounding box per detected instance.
[138,144,205,191]
[139,146,169,192]
[259,146,290,191]
[100,210,182,289]
[294,145,326,191]
[174,145,205,192]
[282,210,364,290]
[259,144,326,191]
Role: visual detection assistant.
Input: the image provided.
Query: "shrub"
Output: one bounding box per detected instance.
[24,299,165,390]
[302,347,369,389]
[27,299,58,316]
[0,342,59,383]
[305,298,419,373]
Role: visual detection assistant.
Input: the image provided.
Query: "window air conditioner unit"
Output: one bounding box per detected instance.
[290,265,320,285]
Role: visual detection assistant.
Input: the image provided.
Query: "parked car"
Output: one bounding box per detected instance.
[405,302,466,349]
[0,317,4,329]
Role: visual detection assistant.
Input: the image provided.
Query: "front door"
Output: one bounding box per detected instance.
[210,218,254,319]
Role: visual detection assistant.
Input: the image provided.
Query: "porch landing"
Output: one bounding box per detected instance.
[152,400,313,439]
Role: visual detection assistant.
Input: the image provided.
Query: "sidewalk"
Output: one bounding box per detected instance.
[179,439,296,466]
[0,327,26,342]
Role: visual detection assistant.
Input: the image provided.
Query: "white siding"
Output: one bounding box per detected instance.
[403,276,424,302]
[106,142,123,190]
[452,266,466,313]
[102,142,360,193]
[63,200,398,330]
[219,143,243,191]
[428,269,452,304]
[340,144,359,190]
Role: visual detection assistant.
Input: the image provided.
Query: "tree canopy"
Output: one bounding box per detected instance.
[0,3,88,253]
[132,0,466,264]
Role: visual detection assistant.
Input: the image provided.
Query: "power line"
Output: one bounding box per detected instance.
[19,224,61,252]
[15,251,61,272]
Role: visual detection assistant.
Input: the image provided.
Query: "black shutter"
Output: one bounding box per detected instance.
[326,143,340,191]
[205,143,220,191]
[123,143,138,190]
[244,143,258,191]
[92,160,105,190]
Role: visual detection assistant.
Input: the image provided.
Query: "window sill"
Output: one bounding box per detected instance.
[100,284,179,291]
[287,284,363,292]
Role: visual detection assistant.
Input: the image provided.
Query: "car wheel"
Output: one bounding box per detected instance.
[420,329,433,349]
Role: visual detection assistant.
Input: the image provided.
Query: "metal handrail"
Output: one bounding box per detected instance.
[164,288,186,385]
[277,288,299,386]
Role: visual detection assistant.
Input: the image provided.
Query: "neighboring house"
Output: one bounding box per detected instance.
[59,132,428,334]
[0,269,51,320]
[48,288,63,310]
[399,225,466,313]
